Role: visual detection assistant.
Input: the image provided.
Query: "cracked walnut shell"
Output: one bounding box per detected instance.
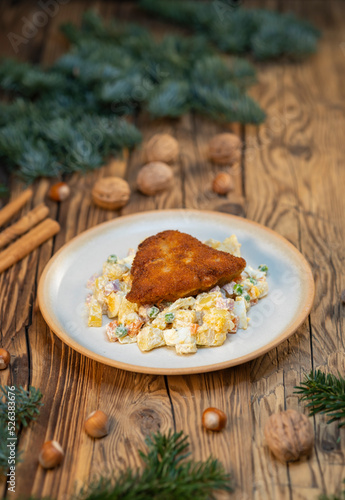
[208,133,242,165]
[92,177,130,210]
[144,133,179,163]
[264,409,314,462]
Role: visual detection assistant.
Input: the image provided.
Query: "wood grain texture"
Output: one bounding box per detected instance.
[1,1,345,499]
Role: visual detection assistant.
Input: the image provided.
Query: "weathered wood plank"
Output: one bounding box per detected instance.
[2,1,345,499]
[245,0,345,497]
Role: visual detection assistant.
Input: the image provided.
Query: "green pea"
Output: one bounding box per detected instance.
[165,312,175,323]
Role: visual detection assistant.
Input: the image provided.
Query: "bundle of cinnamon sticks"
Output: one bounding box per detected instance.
[0,188,60,273]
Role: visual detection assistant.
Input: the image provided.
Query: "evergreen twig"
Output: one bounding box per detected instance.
[140,0,321,60]
[76,430,233,500]
[0,386,43,474]
[0,10,266,181]
[294,370,345,426]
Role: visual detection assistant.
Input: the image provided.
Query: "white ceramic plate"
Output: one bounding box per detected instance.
[38,210,314,375]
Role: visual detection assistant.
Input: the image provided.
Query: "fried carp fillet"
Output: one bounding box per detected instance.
[126,230,246,305]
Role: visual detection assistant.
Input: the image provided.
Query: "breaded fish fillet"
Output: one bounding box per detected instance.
[126,230,246,305]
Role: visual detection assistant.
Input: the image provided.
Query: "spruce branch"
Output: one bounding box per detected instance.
[294,371,345,426]
[0,386,43,474]
[0,10,266,182]
[76,430,233,500]
[139,0,321,60]
[0,385,43,429]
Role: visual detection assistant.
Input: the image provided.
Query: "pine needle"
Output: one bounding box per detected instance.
[140,0,321,60]
[294,370,345,426]
[76,430,233,500]
[0,385,43,474]
[0,10,266,182]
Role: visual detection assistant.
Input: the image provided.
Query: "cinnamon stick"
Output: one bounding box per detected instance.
[0,203,50,250]
[0,218,60,273]
[0,188,33,227]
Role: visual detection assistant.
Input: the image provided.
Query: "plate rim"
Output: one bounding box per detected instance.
[37,209,315,375]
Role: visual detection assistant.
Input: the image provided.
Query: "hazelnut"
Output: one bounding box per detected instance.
[212,172,234,195]
[264,409,314,462]
[137,162,174,196]
[208,133,242,165]
[39,440,64,469]
[92,177,130,210]
[202,407,227,431]
[144,133,179,163]
[48,182,70,202]
[85,410,109,438]
[0,348,10,370]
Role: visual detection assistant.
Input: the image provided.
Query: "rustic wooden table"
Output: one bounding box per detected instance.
[1,1,345,499]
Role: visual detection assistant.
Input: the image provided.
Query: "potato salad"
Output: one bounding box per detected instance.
[86,235,268,355]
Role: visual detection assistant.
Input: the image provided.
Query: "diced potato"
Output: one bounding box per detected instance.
[103,262,128,280]
[244,266,266,280]
[137,326,166,352]
[204,238,221,250]
[202,309,233,334]
[175,343,197,355]
[117,254,135,269]
[118,335,137,344]
[256,280,269,298]
[94,276,107,306]
[195,292,222,311]
[204,235,241,257]
[220,235,241,257]
[196,326,227,347]
[172,310,197,328]
[106,291,125,318]
[88,299,102,327]
[163,326,197,346]
[118,297,139,324]
[152,309,169,330]
[167,297,196,312]
[233,297,247,329]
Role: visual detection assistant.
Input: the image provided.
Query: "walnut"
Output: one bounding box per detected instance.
[212,172,234,195]
[144,133,179,163]
[264,409,314,462]
[208,133,242,165]
[92,177,130,210]
[137,162,174,196]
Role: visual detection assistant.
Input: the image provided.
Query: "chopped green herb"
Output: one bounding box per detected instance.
[244,294,251,302]
[116,324,128,338]
[249,277,257,285]
[165,312,175,323]
[107,254,117,264]
[258,265,268,273]
[148,306,159,319]
[233,284,243,295]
